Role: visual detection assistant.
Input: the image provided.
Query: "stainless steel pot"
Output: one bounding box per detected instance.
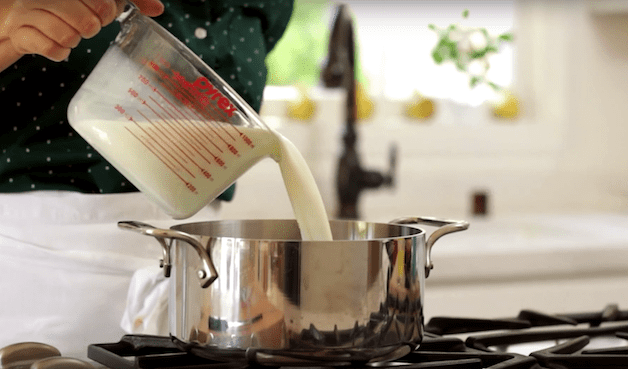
[118,217,468,364]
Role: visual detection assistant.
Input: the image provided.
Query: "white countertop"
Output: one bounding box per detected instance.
[426,212,628,285]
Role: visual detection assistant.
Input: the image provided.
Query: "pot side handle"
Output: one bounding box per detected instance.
[389,216,469,278]
[118,221,217,288]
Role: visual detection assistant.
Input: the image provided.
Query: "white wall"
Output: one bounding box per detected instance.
[560,3,628,208]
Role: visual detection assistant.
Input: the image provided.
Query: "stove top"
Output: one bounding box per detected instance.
[86,304,628,369]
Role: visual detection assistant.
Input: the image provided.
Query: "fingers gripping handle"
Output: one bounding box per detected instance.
[114,0,130,16]
[118,221,218,288]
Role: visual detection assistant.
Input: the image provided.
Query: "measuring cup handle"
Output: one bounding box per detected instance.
[118,221,218,288]
[389,217,469,278]
[115,0,143,23]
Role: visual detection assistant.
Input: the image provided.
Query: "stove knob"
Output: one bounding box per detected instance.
[30,357,94,369]
[0,342,60,369]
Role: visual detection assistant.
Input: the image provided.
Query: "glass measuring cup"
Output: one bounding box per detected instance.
[67,2,280,219]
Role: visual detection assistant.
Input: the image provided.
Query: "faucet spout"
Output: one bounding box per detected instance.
[322,4,395,219]
[322,4,356,126]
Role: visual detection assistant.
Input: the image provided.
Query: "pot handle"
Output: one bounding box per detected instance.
[389,216,469,278]
[117,221,217,288]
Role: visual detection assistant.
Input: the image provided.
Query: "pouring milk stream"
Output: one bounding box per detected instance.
[67,3,333,241]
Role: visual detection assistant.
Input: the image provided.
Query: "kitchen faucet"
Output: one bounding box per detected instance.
[322,4,396,219]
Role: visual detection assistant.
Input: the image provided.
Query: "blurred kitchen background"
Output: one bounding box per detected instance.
[219,0,628,317]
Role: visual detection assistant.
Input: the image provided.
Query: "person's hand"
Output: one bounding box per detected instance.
[127,0,165,17]
[0,0,164,71]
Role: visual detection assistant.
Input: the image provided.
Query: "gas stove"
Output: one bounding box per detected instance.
[84,304,628,369]
[3,305,626,369]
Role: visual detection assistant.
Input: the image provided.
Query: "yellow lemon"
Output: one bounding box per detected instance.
[287,87,316,121]
[492,90,520,119]
[405,93,435,120]
[356,82,375,121]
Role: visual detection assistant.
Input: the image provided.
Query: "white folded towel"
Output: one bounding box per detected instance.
[120,265,170,336]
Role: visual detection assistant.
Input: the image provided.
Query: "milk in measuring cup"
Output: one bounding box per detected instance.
[73,118,332,241]
[71,118,270,216]
[68,12,333,241]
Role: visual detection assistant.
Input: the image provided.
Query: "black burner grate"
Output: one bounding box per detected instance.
[88,335,246,369]
[88,305,628,369]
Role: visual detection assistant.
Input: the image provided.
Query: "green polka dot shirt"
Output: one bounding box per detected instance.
[0,0,293,198]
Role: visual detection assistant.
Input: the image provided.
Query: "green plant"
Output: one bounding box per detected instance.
[429,10,514,91]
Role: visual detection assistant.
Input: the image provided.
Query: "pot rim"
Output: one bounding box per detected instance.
[118,216,469,287]
[168,218,426,243]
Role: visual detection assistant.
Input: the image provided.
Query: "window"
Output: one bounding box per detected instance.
[267,0,515,107]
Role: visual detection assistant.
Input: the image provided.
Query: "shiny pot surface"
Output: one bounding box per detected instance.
[119,217,468,363]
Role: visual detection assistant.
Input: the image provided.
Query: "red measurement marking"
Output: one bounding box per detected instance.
[115,104,125,114]
[158,56,171,69]
[149,61,160,72]
[145,59,239,119]
[145,97,218,167]
[139,70,248,168]
[239,132,255,148]
[139,96,225,181]
[200,169,212,179]
[136,109,217,181]
[164,110,226,168]
[227,144,238,156]
[182,106,233,150]
[137,110,190,163]
[129,116,196,179]
[157,74,238,142]
[214,156,225,167]
[124,127,197,194]
[165,102,225,155]
[151,86,236,161]
[169,72,238,118]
